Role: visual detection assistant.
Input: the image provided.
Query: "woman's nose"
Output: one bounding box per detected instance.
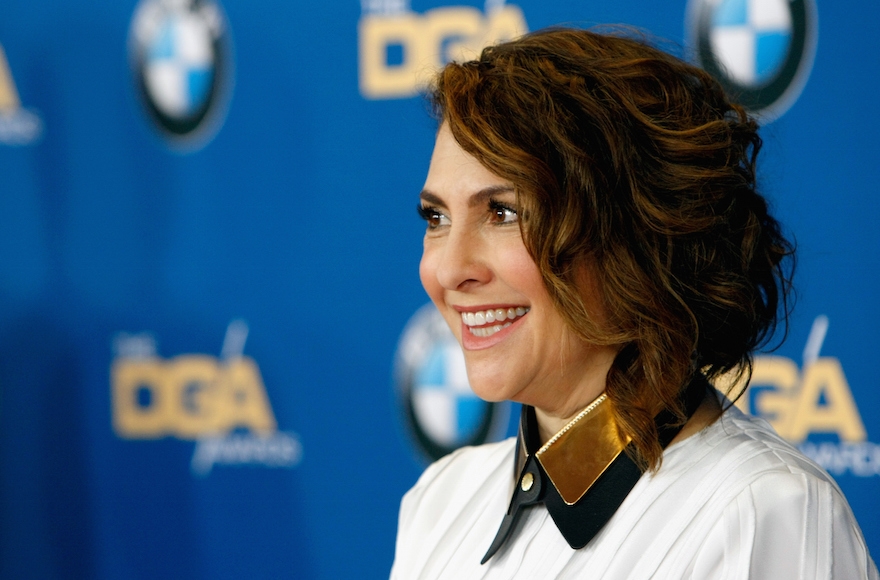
[433,229,492,291]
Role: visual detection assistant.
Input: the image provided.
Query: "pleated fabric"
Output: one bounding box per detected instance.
[391,402,879,579]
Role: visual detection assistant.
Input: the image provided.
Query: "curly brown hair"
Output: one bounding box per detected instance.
[429,27,794,470]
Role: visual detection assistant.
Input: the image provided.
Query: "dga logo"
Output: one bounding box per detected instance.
[111,320,302,476]
[732,315,879,477]
[688,0,818,121]
[0,43,43,145]
[359,0,528,99]
[395,303,510,462]
[128,0,234,149]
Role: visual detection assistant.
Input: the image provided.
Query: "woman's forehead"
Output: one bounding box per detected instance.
[422,125,513,201]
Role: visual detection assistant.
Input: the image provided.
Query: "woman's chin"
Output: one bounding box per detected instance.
[465,376,518,404]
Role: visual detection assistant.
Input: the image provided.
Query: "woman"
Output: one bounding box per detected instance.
[392,28,878,578]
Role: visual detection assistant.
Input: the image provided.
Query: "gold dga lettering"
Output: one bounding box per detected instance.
[358,13,424,99]
[480,6,528,51]
[750,356,800,438]
[167,355,222,439]
[718,355,867,445]
[112,355,277,439]
[217,357,277,434]
[112,358,173,438]
[423,7,482,70]
[358,6,530,99]
[0,45,22,110]
[786,358,867,443]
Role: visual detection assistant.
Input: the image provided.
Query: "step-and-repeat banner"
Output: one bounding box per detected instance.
[1,1,876,578]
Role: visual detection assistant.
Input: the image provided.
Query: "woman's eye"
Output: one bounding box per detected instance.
[417,204,450,229]
[489,201,518,225]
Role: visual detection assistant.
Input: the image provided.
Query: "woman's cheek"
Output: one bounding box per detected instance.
[418,248,437,299]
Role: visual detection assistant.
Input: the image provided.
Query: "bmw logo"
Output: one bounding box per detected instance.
[394,304,510,462]
[688,0,818,121]
[129,0,233,148]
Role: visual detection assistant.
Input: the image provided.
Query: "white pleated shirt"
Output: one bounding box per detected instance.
[391,405,878,579]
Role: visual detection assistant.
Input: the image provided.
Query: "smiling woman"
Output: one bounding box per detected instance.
[391,27,878,580]
[418,124,617,441]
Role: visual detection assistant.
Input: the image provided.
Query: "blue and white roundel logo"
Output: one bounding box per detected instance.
[395,304,509,462]
[688,0,817,121]
[129,0,233,148]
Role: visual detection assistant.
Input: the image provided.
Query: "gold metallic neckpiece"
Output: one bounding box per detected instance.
[534,394,630,505]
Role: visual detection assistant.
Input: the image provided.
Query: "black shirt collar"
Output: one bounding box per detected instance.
[481,375,709,564]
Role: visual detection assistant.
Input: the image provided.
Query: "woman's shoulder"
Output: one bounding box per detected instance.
[393,438,518,576]
[683,404,854,519]
[595,403,879,579]
[632,401,857,543]
[666,397,838,488]
[675,408,878,578]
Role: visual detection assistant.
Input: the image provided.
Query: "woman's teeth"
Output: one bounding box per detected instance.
[461,307,529,337]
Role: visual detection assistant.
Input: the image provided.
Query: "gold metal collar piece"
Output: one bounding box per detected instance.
[534,394,631,505]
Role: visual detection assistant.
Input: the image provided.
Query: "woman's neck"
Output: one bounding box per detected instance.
[534,388,722,448]
[534,391,606,445]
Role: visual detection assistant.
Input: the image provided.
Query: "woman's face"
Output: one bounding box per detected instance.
[418,124,615,419]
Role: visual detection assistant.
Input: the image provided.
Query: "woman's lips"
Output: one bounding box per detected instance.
[458,306,529,350]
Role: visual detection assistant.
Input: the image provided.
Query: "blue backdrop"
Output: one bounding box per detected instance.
[0,1,876,578]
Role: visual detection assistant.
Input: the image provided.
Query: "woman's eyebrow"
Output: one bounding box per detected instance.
[419,190,445,208]
[420,185,515,209]
[468,185,515,207]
